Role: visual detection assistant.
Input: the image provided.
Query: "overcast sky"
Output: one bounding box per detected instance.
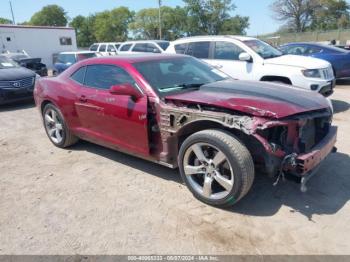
[0,0,278,35]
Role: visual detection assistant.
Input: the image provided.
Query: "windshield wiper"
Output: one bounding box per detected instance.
[160,83,206,90]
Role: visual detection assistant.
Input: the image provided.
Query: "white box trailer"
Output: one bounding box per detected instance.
[0,24,77,69]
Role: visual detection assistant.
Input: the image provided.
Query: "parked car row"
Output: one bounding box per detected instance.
[84,37,339,97]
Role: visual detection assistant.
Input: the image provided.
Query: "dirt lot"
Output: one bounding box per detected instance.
[0,85,350,255]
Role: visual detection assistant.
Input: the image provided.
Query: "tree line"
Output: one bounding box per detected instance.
[271,0,350,33]
[0,0,249,47]
[1,0,349,46]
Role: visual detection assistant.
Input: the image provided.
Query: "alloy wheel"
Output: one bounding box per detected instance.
[183,142,234,200]
[44,109,64,144]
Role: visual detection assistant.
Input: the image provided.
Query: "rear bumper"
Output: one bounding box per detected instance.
[295,126,337,175]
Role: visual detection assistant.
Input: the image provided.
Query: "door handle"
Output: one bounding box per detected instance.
[79,95,87,103]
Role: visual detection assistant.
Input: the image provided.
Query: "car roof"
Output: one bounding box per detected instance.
[172,35,256,43]
[92,42,123,45]
[59,51,96,55]
[121,40,169,45]
[81,54,187,64]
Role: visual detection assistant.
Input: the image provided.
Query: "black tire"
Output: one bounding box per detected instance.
[178,129,255,207]
[42,103,78,148]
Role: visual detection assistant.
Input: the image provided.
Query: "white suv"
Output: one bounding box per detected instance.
[118,40,170,54]
[89,42,122,56]
[166,36,335,96]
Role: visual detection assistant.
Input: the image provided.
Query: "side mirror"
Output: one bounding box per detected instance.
[110,48,116,52]
[109,83,142,100]
[239,52,252,62]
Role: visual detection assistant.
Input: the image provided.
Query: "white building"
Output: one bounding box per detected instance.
[0,24,77,68]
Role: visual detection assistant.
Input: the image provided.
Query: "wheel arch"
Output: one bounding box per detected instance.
[40,99,53,114]
[175,119,276,177]
[260,75,292,85]
[176,120,250,152]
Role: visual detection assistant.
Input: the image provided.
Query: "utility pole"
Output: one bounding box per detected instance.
[9,0,15,24]
[158,0,162,40]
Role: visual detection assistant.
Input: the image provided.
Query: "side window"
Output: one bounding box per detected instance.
[115,44,120,50]
[89,44,98,51]
[174,43,188,54]
[214,41,244,60]
[60,37,72,45]
[120,44,132,51]
[146,43,161,53]
[84,65,136,90]
[70,66,86,84]
[186,42,210,59]
[99,44,106,52]
[287,46,307,55]
[132,43,147,52]
[308,47,322,54]
[107,45,115,52]
[57,54,76,64]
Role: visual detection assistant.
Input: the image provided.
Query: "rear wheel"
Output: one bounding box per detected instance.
[178,129,255,207]
[43,103,78,148]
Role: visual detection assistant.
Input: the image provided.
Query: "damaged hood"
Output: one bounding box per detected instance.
[164,80,331,119]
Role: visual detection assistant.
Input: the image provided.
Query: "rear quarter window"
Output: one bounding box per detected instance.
[70,66,86,84]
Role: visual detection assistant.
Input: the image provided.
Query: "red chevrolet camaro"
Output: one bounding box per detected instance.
[34,54,337,207]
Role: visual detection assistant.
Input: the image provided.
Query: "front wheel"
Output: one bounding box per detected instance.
[178,130,255,207]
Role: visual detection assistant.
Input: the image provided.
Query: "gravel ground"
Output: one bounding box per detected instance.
[0,85,349,255]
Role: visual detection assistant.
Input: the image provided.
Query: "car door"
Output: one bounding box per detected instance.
[74,64,150,156]
[206,41,254,80]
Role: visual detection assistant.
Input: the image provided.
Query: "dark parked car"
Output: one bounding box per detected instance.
[280,42,350,79]
[54,51,97,74]
[0,55,37,105]
[4,52,48,76]
[34,54,337,207]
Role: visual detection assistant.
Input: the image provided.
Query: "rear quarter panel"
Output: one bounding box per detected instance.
[34,76,79,130]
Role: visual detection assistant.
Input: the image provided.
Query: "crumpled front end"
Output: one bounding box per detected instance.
[157,100,337,190]
[251,108,337,182]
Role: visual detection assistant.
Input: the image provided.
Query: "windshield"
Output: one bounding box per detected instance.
[57,54,76,64]
[0,56,19,69]
[243,39,283,59]
[133,56,229,96]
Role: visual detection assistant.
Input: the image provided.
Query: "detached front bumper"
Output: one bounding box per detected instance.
[295,126,337,175]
